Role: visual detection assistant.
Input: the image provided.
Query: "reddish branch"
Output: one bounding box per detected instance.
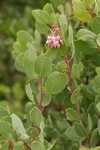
[86,136,91,148]
[38,77,44,112]
[65,55,74,93]
[65,55,80,121]
[23,141,31,150]
[65,55,91,147]
[7,140,14,150]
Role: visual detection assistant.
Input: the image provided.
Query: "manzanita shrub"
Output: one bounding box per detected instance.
[1,0,100,149]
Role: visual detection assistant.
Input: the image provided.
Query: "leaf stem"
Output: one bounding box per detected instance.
[86,135,91,148]
[65,55,80,120]
[38,77,44,112]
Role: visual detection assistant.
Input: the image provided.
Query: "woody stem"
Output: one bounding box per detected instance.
[65,55,80,120]
[38,77,44,112]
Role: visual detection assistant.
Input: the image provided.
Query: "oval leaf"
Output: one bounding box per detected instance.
[66,108,79,122]
[92,16,100,34]
[11,114,25,134]
[74,122,87,137]
[34,54,52,77]
[32,10,50,24]
[31,141,46,150]
[26,84,34,103]
[45,71,69,94]
[30,107,44,127]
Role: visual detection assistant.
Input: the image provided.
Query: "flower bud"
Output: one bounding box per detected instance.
[46,35,63,48]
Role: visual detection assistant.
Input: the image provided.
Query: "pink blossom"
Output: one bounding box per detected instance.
[46,35,63,48]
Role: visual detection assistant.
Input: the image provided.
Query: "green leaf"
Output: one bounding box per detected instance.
[24,53,36,78]
[71,85,82,104]
[20,133,29,140]
[0,106,9,119]
[58,42,68,56]
[74,122,87,137]
[1,142,9,150]
[26,84,34,103]
[32,41,41,53]
[27,42,37,60]
[42,94,51,106]
[96,103,100,112]
[91,75,100,92]
[45,71,69,94]
[94,0,99,15]
[32,10,50,24]
[83,0,95,8]
[31,141,46,150]
[23,43,37,78]
[90,128,100,147]
[74,40,97,55]
[43,3,56,24]
[87,51,100,66]
[46,47,59,61]
[37,93,51,106]
[17,30,34,49]
[80,84,95,101]
[35,22,49,34]
[44,125,57,138]
[43,3,54,14]
[14,53,25,72]
[11,114,26,134]
[96,67,100,75]
[34,54,52,77]
[59,14,68,40]
[65,126,85,141]
[92,16,100,34]
[50,0,63,8]
[71,62,84,79]
[66,108,79,122]
[87,102,95,115]
[95,95,100,114]
[47,140,56,150]
[88,114,92,131]
[1,116,12,124]
[12,50,21,60]
[96,33,100,46]
[26,127,39,137]
[77,29,96,41]
[34,30,41,43]
[68,25,73,46]
[39,121,45,143]
[0,121,11,134]
[72,0,92,22]
[57,61,67,73]
[58,5,64,14]
[25,102,34,114]
[30,107,44,127]
[13,41,24,52]
[14,141,26,150]
[98,119,100,135]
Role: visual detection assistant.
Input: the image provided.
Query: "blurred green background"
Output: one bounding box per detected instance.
[0,0,51,115]
[0,0,70,116]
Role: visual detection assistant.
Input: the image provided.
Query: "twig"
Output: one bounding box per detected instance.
[86,135,91,148]
[65,55,80,120]
[38,77,44,112]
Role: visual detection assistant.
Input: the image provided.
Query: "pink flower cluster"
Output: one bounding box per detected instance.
[46,35,63,48]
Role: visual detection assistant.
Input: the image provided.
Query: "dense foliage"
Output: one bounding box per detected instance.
[0,0,49,115]
[0,0,100,149]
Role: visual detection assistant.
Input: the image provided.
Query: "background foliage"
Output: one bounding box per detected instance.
[0,0,49,115]
[0,0,100,150]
